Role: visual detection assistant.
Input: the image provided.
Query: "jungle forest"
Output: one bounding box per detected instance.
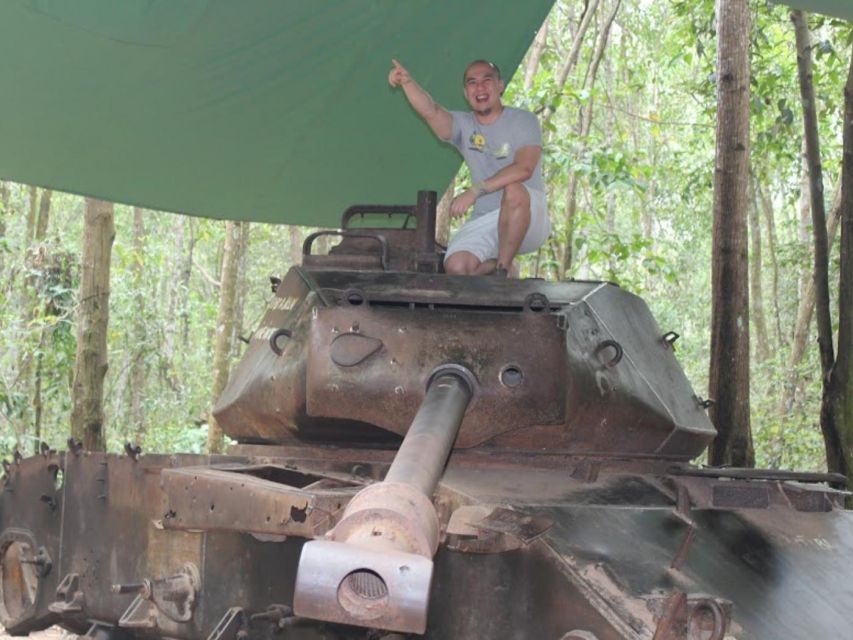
[1,0,852,486]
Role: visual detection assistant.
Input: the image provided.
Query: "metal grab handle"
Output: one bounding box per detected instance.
[595,339,623,368]
[302,230,389,271]
[662,330,680,344]
[524,292,550,313]
[269,329,292,356]
[341,205,416,230]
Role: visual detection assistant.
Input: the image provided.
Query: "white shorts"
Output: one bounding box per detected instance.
[445,186,550,263]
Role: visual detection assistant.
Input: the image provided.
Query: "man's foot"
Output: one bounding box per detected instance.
[473,258,498,275]
[471,259,514,277]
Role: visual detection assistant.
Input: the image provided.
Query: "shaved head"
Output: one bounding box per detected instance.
[463,59,501,84]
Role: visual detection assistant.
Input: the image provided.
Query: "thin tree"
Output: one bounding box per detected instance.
[791,10,845,475]
[755,180,783,349]
[0,181,8,234]
[780,181,842,415]
[0,181,8,271]
[25,186,37,244]
[30,188,53,449]
[547,0,601,120]
[232,222,251,350]
[207,220,246,454]
[833,43,853,489]
[127,207,147,435]
[159,216,191,393]
[708,0,753,467]
[561,0,621,276]
[34,189,51,241]
[288,225,303,268]
[748,175,770,364]
[523,21,549,91]
[70,198,115,451]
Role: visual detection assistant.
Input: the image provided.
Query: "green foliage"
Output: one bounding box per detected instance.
[509,0,849,470]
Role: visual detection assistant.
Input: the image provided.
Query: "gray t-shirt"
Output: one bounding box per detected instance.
[447,106,545,219]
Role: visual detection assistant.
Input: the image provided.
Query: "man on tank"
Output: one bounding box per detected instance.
[388,58,550,276]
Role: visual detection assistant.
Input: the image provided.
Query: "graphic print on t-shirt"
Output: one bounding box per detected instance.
[468,132,486,151]
[468,132,511,158]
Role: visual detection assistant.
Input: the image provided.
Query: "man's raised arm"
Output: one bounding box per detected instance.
[388,59,453,141]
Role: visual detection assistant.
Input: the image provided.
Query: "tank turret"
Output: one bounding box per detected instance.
[213,192,715,460]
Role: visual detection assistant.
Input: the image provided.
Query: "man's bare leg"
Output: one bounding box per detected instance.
[495,183,531,271]
[445,250,481,275]
[446,185,531,276]
[470,185,531,276]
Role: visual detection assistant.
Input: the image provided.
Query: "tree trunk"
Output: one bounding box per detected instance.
[748,175,770,364]
[827,45,853,487]
[180,219,196,348]
[781,179,842,414]
[232,223,251,355]
[708,0,753,467]
[32,338,45,454]
[34,189,51,241]
[159,216,186,394]
[643,77,659,282]
[0,181,8,237]
[0,181,8,271]
[792,9,844,473]
[70,198,115,452]
[288,226,303,268]
[756,181,783,349]
[553,0,600,97]
[539,0,601,127]
[26,185,37,244]
[785,149,815,376]
[207,221,244,454]
[604,52,619,277]
[797,144,812,310]
[562,0,621,277]
[523,21,549,91]
[128,207,147,435]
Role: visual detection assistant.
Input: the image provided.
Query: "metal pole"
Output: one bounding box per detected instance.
[384,371,471,495]
[415,190,437,256]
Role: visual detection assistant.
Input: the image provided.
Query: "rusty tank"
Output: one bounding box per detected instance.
[2,191,852,640]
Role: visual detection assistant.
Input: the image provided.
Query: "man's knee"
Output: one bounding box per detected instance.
[501,183,530,210]
[445,251,479,275]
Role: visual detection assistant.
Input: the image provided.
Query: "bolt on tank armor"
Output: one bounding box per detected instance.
[1,192,852,640]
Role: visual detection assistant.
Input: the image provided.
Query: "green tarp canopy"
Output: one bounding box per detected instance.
[786,1,853,22]
[0,1,849,227]
[0,1,553,227]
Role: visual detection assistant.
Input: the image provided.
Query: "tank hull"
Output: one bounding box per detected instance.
[3,446,851,640]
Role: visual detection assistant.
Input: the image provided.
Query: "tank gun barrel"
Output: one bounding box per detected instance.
[385,369,472,494]
[293,366,474,634]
